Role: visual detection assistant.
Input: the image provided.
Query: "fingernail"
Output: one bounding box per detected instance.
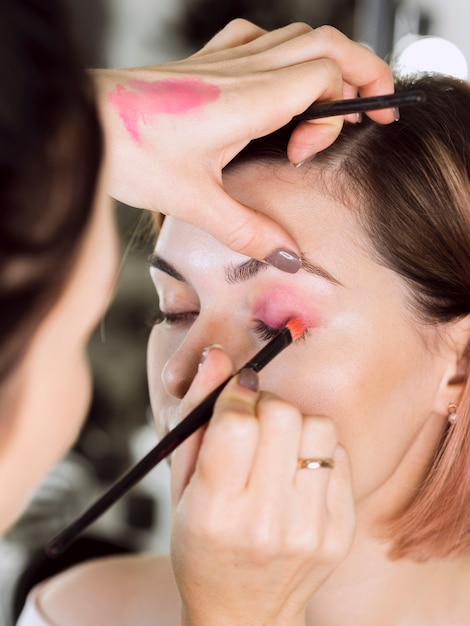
[291,154,316,168]
[356,111,363,124]
[264,249,301,273]
[198,344,224,371]
[393,107,400,122]
[237,368,258,392]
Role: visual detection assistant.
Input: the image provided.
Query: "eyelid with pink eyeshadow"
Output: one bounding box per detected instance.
[253,286,321,333]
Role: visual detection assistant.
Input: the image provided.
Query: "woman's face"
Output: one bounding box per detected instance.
[0,171,118,534]
[147,162,453,516]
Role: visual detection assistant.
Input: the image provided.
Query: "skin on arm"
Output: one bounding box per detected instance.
[37,554,180,626]
[94,21,394,267]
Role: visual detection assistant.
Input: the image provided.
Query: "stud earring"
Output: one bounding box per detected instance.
[448,403,458,425]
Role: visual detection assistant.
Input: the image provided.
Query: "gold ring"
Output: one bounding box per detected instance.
[297,458,335,470]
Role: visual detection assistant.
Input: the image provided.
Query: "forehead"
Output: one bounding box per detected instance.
[155,162,383,302]
[159,161,364,255]
[157,218,239,265]
[223,161,362,245]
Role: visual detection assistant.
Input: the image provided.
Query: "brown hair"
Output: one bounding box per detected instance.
[0,1,103,386]
[227,74,470,560]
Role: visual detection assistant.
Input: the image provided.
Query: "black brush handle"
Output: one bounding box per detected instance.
[293,90,426,122]
[46,378,228,557]
[46,327,294,557]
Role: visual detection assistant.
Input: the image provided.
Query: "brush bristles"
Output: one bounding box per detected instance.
[285,318,305,341]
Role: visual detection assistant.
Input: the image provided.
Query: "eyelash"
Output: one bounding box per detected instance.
[253,320,309,342]
[149,310,309,342]
[253,320,282,341]
[147,308,198,327]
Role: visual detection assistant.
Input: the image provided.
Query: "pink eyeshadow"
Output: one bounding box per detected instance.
[254,286,320,330]
[108,78,220,143]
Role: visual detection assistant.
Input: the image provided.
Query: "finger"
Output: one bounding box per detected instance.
[294,415,337,505]
[222,21,313,58]
[240,26,394,123]
[191,180,301,268]
[248,393,303,496]
[192,19,267,57]
[287,116,344,165]
[305,27,394,124]
[282,58,344,164]
[342,82,359,100]
[194,21,312,62]
[341,83,361,124]
[179,345,234,417]
[171,346,234,501]
[287,416,337,550]
[224,58,346,165]
[195,372,261,494]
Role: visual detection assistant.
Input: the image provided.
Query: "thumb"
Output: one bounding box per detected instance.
[179,345,234,418]
[198,182,302,272]
[171,346,234,502]
[287,116,344,166]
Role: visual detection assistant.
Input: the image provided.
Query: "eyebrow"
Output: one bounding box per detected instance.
[148,254,186,281]
[148,253,342,286]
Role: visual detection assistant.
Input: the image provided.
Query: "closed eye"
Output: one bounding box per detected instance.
[147,308,199,327]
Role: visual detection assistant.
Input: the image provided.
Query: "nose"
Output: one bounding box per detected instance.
[160,320,251,400]
[161,344,200,400]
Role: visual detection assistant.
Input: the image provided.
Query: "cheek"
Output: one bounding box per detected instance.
[286,335,409,427]
[264,324,442,500]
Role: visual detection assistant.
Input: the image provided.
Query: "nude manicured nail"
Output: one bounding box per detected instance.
[393,107,400,122]
[291,154,316,168]
[198,344,224,371]
[264,249,302,273]
[237,368,259,392]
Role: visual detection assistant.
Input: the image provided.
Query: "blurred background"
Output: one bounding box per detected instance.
[1,1,469,624]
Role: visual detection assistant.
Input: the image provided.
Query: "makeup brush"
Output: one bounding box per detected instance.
[292,90,426,122]
[46,318,306,557]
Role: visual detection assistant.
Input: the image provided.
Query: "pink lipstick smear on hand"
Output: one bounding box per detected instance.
[108,78,220,143]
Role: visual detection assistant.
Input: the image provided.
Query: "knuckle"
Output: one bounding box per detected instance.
[258,395,301,424]
[226,17,253,30]
[315,57,342,83]
[312,25,341,47]
[284,21,312,36]
[192,513,224,546]
[305,415,337,445]
[247,528,282,563]
[212,407,256,439]
[290,526,322,556]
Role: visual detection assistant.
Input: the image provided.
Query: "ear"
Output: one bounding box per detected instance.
[433,315,470,417]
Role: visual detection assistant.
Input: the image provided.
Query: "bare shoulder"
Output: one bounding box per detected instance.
[37,553,180,626]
